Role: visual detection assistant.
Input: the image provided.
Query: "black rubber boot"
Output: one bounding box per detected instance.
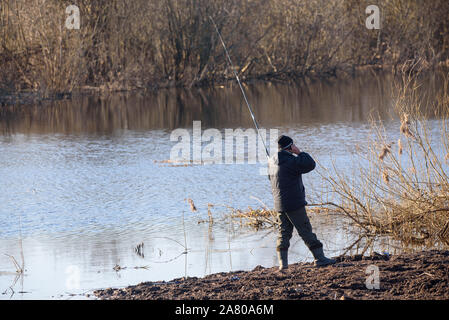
[311,247,336,267]
[277,250,288,270]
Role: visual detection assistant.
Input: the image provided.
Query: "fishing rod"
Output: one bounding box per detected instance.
[209,16,269,158]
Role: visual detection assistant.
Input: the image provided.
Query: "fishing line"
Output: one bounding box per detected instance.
[209,16,269,158]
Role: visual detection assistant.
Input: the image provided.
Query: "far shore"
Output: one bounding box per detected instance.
[0,65,421,107]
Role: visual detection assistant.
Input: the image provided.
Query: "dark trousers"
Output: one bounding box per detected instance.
[276,206,323,252]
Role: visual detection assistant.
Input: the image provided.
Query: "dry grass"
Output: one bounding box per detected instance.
[227,206,279,230]
[193,196,279,230]
[319,62,449,249]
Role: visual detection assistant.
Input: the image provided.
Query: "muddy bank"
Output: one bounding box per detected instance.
[94,250,449,300]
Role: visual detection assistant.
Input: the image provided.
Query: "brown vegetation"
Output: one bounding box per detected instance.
[1,0,449,97]
[228,206,278,230]
[319,63,449,250]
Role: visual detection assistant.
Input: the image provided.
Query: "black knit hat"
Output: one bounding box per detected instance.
[278,135,293,150]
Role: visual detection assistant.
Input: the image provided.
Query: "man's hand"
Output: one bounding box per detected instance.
[290,144,301,155]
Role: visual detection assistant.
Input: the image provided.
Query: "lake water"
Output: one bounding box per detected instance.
[0,72,443,299]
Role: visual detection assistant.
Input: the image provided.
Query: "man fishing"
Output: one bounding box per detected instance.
[268,135,336,270]
[210,16,335,270]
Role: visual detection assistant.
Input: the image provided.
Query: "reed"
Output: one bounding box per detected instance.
[227,206,279,230]
[318,62,449,249]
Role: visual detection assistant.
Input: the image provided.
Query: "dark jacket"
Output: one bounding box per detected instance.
[268,150,316,212]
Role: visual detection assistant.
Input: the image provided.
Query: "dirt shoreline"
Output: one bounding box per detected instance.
[94,250,449,300]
